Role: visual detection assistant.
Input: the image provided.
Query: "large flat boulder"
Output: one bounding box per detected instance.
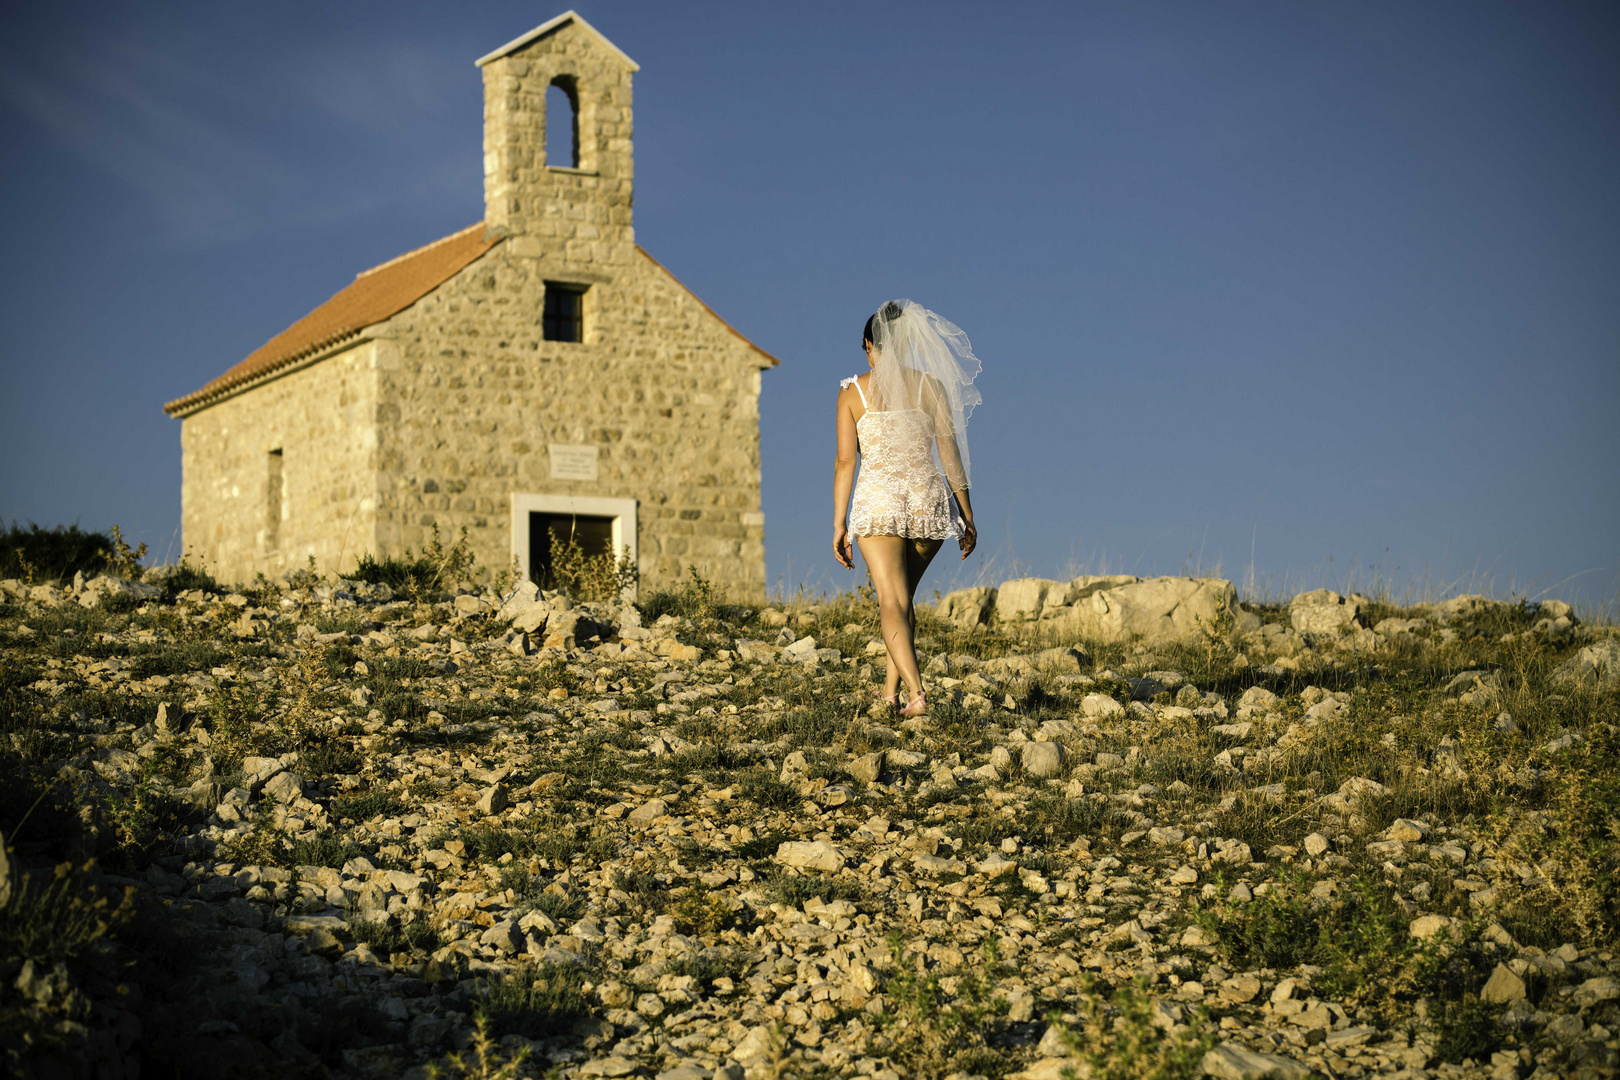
[1039,575,1236,644]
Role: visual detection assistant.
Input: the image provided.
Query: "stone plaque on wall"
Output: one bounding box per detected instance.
[549,444,599,481]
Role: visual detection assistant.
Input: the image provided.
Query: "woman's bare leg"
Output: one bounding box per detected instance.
[860,535,943,702]
[883,538,944,696]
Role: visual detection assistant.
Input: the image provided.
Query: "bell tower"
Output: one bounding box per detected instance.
[477,10,637,270]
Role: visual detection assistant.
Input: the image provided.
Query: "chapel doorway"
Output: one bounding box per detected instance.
[528,511,613,590]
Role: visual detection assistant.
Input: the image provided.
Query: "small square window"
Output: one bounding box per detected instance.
[543,282,587,342]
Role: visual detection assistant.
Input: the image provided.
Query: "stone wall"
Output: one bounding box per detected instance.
[179,343,381,583]
[371,244,768,596]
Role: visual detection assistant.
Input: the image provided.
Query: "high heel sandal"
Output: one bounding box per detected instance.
[898,691,927,719]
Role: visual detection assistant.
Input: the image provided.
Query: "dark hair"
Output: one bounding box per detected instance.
[863,300,903,346]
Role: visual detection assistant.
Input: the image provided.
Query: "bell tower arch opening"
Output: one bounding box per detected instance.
[546,77,579,169]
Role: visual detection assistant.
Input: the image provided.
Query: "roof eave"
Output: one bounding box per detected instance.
[163,330,374,418]
[475,10,640,71]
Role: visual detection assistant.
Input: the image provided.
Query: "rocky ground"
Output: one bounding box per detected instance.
[1,568,1617,1080]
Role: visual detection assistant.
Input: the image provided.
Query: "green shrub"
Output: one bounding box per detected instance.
[297,738,362,779]
[330,788,404,823]
[1429,995,1507,1064]
[876,934,1010,1076]
[735,769,800,809]
[157,559,218,594]
[474,962,595,1038]
[1196,872,1498,1029]
[0,855,134,965]
[525,890,582,925]
[1066,975,1215,1080]
[347,914,439,956]
[352,524,478,600]
[639,565,716,623]
[287,834,367,868]
[544,528,638,602]
[734,830,789,861]
[663,947,752,991]
[127,639,229,679]
[0,521,116,582]
[762,871,865,908]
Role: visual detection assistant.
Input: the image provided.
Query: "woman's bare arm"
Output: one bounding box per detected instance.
[832,385,861,569]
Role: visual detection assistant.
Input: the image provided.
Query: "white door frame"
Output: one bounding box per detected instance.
[511,492,639,595]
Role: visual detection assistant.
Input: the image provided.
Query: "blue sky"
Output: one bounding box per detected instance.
[1,1,1616,610]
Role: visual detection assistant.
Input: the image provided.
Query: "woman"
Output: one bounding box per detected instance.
[833,299,981,717]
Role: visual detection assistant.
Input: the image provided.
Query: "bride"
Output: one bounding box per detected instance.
[833,300,981,718]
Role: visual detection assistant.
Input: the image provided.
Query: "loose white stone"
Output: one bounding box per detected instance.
[775,841,846,873]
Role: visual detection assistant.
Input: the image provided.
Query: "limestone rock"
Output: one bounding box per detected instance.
[848,751,885,784]
[1201,1043,1311,1079]
[241,756,284,791]
[1020,741,1066,778]
[936,586,997,628]
[995,578,1064,622]
[262,770,303,803]
[1383,818,1429,843]
[495,580,550,633]
[480,920,523,955]
[1236,686,1280,711]
[512,605,550,636]
[1081,693,1125,718]
[1375,617,1427,639]
[1480,963,1526,1003]
[782,635,817,661]
[628,798,669,821]
[1431,594,1504,622]
[77,575,163,609]
[977,852,1019,878]
[1042,576,1237,644]
[1572,976,1620,1007]
[1288,589,1362,636]
[1409,915,1455,940]
[775,840,845,873]
[475,784,509,816]
[1552,639,1620,691]
[913,854,966,875]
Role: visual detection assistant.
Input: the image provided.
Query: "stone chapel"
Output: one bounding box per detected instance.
[164,10,776,596]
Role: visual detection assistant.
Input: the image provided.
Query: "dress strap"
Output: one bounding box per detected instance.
[840,375,870,409]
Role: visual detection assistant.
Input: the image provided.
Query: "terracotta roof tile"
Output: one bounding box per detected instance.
[164,222,500,415]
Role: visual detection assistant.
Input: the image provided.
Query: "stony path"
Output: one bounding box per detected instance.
[1,574,1616,1080]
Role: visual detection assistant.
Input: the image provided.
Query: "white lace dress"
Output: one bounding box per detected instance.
[843,375,959,540]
